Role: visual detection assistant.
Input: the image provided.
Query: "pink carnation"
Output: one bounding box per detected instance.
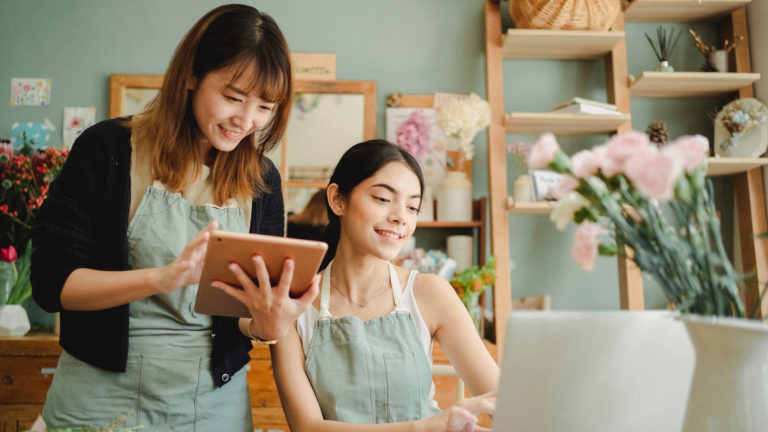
[668,135,709,173]
[571,149,601,178]
[571,221,608,272]
[527,133,560,169]
[396,109,431,159]
[550,175,579,199]
[601,131,653,177]
[624,147,683,201]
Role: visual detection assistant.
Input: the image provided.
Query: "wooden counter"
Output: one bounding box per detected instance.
[0,334,497,432]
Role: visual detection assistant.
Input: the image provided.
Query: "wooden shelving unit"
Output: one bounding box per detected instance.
[707,157,768,176]
[485,0,767,349]
[502,29,624,59]
[625,0,751,22]
[505,112,631,135]
[629,71,761,98]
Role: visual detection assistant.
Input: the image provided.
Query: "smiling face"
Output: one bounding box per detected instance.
[335,161,422,260]
[191,65,276,156]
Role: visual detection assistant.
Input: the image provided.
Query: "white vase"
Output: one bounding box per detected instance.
[0,305,31,337]
[417,186,434,222]
[436,171,472,222]
[681,315,768,432]
[708,49,728,72]
[513,174,532,203]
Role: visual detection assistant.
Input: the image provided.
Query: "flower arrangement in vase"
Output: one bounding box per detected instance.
[688,28,743,72]
[528,130,768,430]
[435,93,491,168]
[449,257,495,336]
[507,140,533,203]
[0,136,69,335]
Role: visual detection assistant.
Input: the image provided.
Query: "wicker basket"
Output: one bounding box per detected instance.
[509,0,621,31]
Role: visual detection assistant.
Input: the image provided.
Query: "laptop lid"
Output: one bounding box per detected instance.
[492,311,694,432]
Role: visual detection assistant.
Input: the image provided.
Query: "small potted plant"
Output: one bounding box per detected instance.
[449,257,495,336]
[645,26,683,72]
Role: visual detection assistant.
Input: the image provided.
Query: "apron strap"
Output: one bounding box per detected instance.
[319,261,333,319]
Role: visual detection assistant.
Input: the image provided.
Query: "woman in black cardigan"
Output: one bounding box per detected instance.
[30,5,318,430]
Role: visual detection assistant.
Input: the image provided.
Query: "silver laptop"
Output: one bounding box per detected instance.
[492,311,694,432]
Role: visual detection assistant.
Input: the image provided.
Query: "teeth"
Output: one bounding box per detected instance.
[377,230,400,239]
[220,126,242,138]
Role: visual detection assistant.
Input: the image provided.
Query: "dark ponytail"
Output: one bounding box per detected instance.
[319,139,424,270]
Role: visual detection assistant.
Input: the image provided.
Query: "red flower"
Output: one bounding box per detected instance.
[0,245,17,263]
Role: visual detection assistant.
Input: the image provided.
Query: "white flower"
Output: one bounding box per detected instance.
[436,93,491,161]
[550,191,590,231]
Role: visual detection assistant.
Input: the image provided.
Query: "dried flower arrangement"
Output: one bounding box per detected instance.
[717,98,768,155]
[688,29,744,71]
[435,93,491,165]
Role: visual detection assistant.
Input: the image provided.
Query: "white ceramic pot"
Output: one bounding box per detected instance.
[708,50,728,72]
[513,174,532,203]
[681,315,768,432]
[436,171,472,222]
[417,186,435,222]
[0,305,31,337]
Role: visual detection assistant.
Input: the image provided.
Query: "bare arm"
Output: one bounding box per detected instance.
[417,274,499,396]
[60,221,217,310]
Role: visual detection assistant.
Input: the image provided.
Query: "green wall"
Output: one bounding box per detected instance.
[1,0,728,319]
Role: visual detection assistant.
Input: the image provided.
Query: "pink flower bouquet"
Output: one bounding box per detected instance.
[528,131,746,318]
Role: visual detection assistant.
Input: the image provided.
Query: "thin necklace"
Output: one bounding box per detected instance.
[331,266,389,308]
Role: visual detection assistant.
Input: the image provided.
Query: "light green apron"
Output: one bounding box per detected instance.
[304,261,439,424]
[43,182,252,431]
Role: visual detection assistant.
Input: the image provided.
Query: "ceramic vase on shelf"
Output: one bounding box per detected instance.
[708,50,728,72]
[417,186,435,223]
[513,174,532,204]
[656,60,674,72]
[0,305,31,337]
[436,171,472,222]
[680,315,768,432]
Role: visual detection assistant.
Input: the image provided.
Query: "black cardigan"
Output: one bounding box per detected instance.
[30,118,285,387]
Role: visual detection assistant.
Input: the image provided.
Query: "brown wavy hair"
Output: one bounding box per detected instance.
[128,4,292,204]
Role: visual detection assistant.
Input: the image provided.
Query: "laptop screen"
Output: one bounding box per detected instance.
[492,311,693,432]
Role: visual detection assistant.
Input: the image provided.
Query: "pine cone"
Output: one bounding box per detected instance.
[700,61,719,72]
[646,120,669,147]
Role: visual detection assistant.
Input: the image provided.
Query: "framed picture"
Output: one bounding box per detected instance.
[530,169,564,201]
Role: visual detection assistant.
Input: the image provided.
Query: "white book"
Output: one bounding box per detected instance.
[551,97,617,111]
[550,102,622,116]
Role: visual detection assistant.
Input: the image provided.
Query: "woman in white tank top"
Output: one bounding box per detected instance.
[271,140,499,431]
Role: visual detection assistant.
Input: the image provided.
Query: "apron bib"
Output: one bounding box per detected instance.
[304,261,439,424]
[43,182,252,431]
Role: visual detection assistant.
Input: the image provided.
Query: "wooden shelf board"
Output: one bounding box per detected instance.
[417,221,483,228]
[502,29,624,59]
[506,198,556,215]
[505,112,631,135]
[629,71,760,97]
[625,0,751,22]
[706,157,768,176]
[285,180,327,189]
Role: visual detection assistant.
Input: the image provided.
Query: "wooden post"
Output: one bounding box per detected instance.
[605,10,644,310]
[484,0,512,355]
